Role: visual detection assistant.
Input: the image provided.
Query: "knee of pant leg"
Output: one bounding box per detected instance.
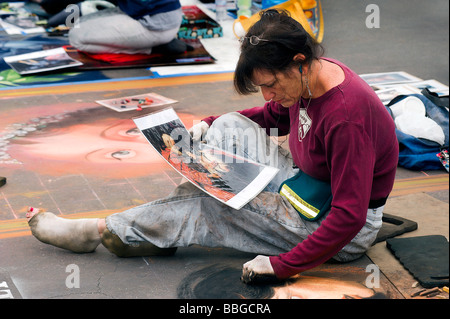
[101,228,130,257]
[68,28,85,50]
[207,112,254,149]
[101,228,178,257]
[210,112,254,131]
[168,181,203,197]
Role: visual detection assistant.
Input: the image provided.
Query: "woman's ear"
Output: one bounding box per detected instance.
[293,53,306,63]
[293,53,306,74]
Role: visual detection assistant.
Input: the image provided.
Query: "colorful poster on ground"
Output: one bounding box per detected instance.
[96,92,178,112]
[3,47,82,75]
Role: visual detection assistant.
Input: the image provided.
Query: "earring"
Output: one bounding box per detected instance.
[305,76,312,97]
[299,65,303,74]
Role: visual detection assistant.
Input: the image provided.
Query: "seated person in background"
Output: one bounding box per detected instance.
[34,0,185,54]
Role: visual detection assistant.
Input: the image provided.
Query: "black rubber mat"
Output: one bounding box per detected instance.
[373,213,418,245]
[387,235,449,288]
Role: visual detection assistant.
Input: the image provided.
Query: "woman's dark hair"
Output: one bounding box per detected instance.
[234,9,324,95]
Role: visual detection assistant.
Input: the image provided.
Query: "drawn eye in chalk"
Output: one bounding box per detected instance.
[126,128,140,136]
[117,127,140,137]
[109,150,136,160]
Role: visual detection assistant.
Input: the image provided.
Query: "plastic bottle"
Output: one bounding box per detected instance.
[237,0,252,17]
[215,0,227,21]
[301,0,317,10]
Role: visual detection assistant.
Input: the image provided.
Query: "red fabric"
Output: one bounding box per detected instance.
[82,52,163,64]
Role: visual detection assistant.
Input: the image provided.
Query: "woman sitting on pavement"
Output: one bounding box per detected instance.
[26,9,399,282]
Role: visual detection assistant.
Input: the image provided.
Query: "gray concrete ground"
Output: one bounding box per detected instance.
[0,0,448,307]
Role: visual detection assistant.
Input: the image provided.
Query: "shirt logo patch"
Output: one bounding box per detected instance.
[298,108,312,141]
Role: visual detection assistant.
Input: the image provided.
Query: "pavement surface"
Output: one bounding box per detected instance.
[0,0,448,306]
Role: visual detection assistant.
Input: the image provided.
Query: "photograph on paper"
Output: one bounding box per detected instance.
[96,92,178,112]
[3,47,82,74]
[359,71,422,86]
[133,108,279,210]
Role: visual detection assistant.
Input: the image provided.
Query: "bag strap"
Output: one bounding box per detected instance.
[421,88,449,109]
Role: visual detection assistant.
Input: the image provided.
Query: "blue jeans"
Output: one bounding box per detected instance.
[106,113,383,262]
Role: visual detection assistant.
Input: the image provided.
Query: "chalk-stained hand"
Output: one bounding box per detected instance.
[241,255,275,283]
[188,121,209,142]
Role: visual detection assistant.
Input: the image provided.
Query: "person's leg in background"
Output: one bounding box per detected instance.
[68,7,181,54]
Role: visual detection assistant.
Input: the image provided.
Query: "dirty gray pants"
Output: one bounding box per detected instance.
[106,113,383,262]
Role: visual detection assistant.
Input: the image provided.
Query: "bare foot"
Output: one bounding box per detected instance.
[27,209,101,253]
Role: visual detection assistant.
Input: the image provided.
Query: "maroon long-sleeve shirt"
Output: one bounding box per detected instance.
[203,58,398,278]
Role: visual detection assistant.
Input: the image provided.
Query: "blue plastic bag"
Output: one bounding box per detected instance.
[387,94,449,171]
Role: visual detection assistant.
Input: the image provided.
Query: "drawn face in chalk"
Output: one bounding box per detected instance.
[3,106,198,178]
[177,266,380,299]
[270,276,375,299]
